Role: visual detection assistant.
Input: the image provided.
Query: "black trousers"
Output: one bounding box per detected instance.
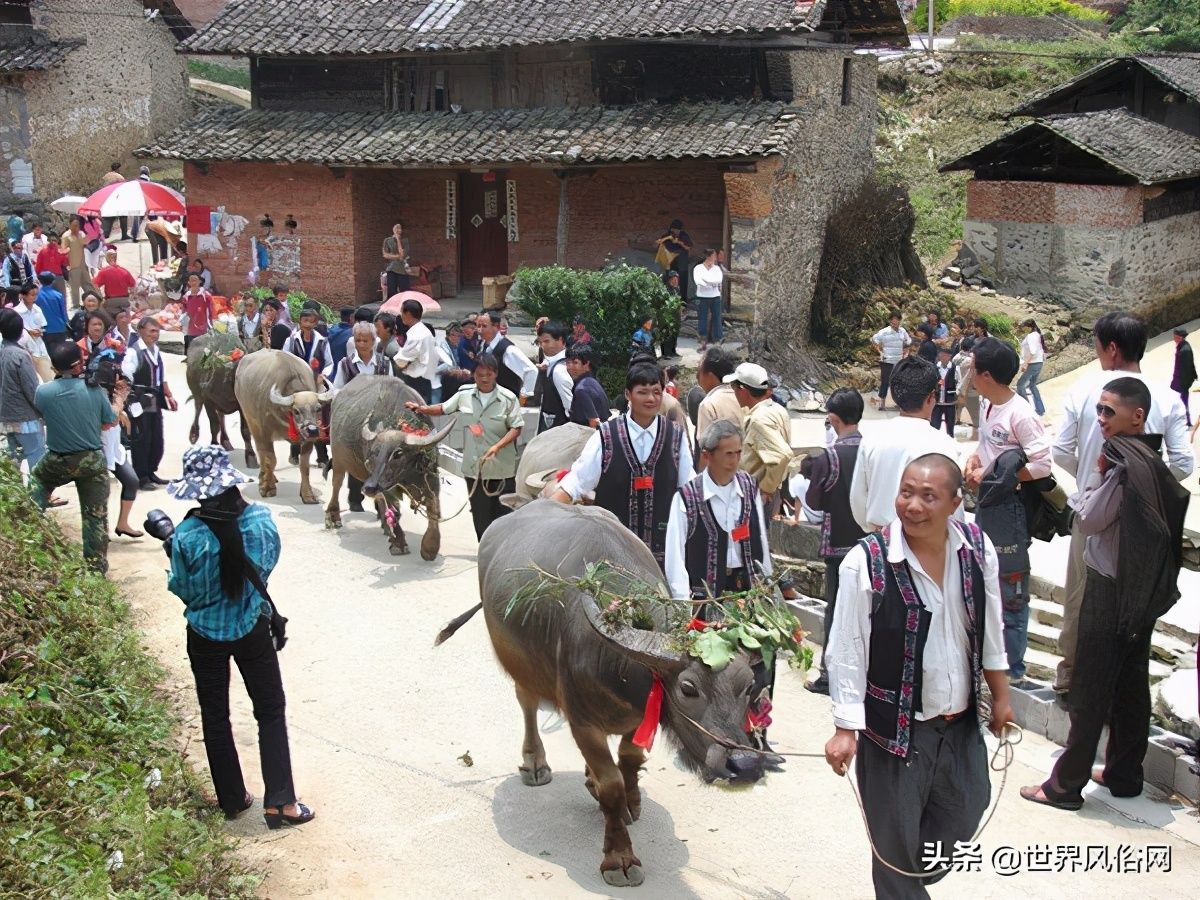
[385,270,411,299]
[348,475,364,508]
[815,554,845,683]
[930,405,955,436]
[289,441,329,465]
[187,618,296,815]
[1043,567,1152,801]
[147,229,168,264]
[103,216,128,240]
[856,714,990,899]
[131,410,164,479]
[111,459,139,501]
[402,373,433,404]
[466,476,515,540]
[1179,388,1192,427]
[879,362,895,405]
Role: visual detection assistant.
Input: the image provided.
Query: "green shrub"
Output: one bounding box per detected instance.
[915,0,1107,30]
[1119,0,1200,52]
[511,262,682,400]
[240,286,335,323]
[187,59,251,91]
[0,458,256,896]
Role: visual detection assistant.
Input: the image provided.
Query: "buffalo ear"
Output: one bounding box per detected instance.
[579,589,686,675]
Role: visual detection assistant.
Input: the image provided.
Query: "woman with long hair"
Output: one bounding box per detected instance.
[165,445,314,829]
[1017,318,1047,416]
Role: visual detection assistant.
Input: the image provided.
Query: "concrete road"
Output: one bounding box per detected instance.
[69,351,1200,898]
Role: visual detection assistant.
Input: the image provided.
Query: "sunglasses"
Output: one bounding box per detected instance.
[1095,403,1120,419]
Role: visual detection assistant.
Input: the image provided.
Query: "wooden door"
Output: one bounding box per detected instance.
[459,171,509,287]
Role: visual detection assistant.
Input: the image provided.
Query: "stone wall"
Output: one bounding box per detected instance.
[962,181,1200,310]
[16,0,189,207]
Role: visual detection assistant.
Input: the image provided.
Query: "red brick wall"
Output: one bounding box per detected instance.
[183,161,355,304]
[966,180,1143,227]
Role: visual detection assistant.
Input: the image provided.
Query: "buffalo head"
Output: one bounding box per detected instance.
[270,384,333,441]
[359,416,456,499]
[581,593,778,784]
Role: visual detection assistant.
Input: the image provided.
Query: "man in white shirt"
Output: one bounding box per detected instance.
[692,248,724,350]
[871,312,911,411]
[536,319,573,433]
[849,357,960,532]
[390,297,436,403]
[15,282,52,382]
[476,310,538,400]
[121,317,177,488]
[21,224,48,260]
[555,361,694,568]
[825,453,1012,900]
[1050,310,1194,695]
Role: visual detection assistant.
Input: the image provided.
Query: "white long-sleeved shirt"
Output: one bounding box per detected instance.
[541,349,573,426]
[392,320,436,380]
[849,416,962,531]
[332,351,388,391]
[559,413,695,501]
[282,330,334,380]
[827,520,1007,731]
[16,303,47,358]
[1020,331,1045,365]
[1052,368,1194,496]
[664,471,772,600]
[871,325,911,364]
[484,333,539,396]
[692,262,723,298]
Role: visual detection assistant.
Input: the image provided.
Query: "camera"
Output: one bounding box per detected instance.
[84,347,122,393]
[144,509,175,556]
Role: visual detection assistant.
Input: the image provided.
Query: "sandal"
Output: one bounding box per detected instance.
[225,792,254,821]
[115,527,144,538]
[263,801,315,830]
[47,496,69,508]
[1019,785,1082,811]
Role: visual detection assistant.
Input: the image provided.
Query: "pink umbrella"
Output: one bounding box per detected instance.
[380,290,441,314]
[77,179,185,218]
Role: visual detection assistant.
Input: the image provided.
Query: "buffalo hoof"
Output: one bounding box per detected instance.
[301,492,320,505]
[519,765,552,787]
[419,544,438,562]
[220,437,234,452]
[626,792,642,822]
[188,425,199,444]
[389,541,410,556]
[245,452,258,469]
[325,513,342,530]
[260,485,276,498]
[601,860,644,888]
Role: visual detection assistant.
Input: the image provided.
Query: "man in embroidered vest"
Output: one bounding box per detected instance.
[554,362,694,568]
[535,319,573,433]
[825,454,1013,900]
[798,388,866,695]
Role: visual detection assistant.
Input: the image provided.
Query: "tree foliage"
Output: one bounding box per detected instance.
[1119,0,1200,51]
[915,0,1107,31]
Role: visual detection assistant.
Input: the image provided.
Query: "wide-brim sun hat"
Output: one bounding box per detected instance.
[168,445,253,501]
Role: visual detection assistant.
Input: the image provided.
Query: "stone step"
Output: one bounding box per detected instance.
[1021,638,1174,684]
[1028,598,1193,666]
[1028,589,1198,646]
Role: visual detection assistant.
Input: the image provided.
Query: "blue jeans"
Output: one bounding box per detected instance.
[696,296,723,343]
[1017,362,1045,415]
[5,426,47,473]
[1000,573,1030,679]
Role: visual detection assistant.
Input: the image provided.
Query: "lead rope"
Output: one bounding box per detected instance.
[680,712,1023,880]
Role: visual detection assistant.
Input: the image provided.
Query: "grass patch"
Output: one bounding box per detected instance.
[187,59,251,91]
[0,458,257,896]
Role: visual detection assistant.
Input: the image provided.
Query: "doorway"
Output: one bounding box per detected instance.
[458,171,509,288]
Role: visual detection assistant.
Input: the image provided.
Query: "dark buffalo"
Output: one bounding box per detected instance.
[325,375,454,559]
[437,501,775,887]
[185,333,254,464]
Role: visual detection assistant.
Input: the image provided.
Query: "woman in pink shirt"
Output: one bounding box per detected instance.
[182,273,214,352]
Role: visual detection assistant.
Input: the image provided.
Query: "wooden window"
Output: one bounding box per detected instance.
[841,58,853,107]
[388,62,451,112]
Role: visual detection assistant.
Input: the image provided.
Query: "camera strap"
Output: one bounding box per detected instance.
[187,512,286,631]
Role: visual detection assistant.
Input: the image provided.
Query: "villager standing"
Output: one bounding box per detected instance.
[34,235,69,298]
[283,307,333,467]
[554,362,695,568]
[565,344,611,427]
[1171,327,1197,427]
[728,362,792,520]
[382,223,411,299]
[182,273,215,353]
[694,347,741,455]
[15,281,52,382]
[409,353,523,541]
[476,310,538,399]
[870,312,911,411]
[964,338,1052,683]
[163,445,315,829]
[1050,311,1193,696]
[35,271,69,355]
[328,307,355,369]
[60,216,95,309]
[1023,378,1189,810]
[0,308,47,475]
[930,346,957,435]
[655,218,693,298]
[850,357,960,532]
[1017,319,1047,416]
[693,249,724,351]
[825,454,1012,900]
[93,248,136,318]
[122,317,178,489]
[799,388,866,695]
[915,323,939,363]
[237,294,262,346]
[2,239,35,306]
[331,322,393,512]
[536,319,572,433]
[390,298,436,404]
[104,377,143,539]
[100,163,129,242]
[21,223,48,260]
[660,269,683,358]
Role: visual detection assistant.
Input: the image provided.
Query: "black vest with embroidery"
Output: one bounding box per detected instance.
[860,521,988,759]
[537,357,567,434]
[680,471,764,599]
[338,353,389,384]
[490,336,522,396]
[816,436,865,559]
[595,416,681,568]
[132,348,164,400]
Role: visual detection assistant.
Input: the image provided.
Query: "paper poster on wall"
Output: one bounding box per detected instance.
[267,235,301,276]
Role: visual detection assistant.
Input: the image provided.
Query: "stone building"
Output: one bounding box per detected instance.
[0,0,192,214]
[942,55,1200,311]
[138,0,907,331]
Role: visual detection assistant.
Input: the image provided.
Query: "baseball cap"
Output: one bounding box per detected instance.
[724,362,770,391]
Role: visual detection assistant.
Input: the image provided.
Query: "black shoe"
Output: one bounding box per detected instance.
[225,792,254,821]
[149,474,170,485]
[139,479,157,491]
[806,677,830,695]
[349,502,365,513]
[263,802,315,830]
[288,454,299,466]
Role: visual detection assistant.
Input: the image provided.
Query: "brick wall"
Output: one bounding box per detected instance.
[966,180,1143,227]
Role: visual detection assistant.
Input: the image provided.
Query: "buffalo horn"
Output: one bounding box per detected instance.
[361,421,382,443]
[580,590,685,673]
[316,389,335,404]
[400,416,457,449]
[269,385,295,408]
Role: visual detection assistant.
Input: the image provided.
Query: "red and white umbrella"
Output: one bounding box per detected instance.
[76,180,185,218]
[380,290,442,314]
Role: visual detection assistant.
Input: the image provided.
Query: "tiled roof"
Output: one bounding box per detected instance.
[1010,54,1200,117]
[137,101,798,166]
[181,0,905,56]
[0,32,82,72]
[941,109,1200,185]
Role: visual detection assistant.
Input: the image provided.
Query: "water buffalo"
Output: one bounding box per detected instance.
[185,333,252,463]
[233,349,332,503]
[437,501,774,887]
[325,375,455,559]
[501,422,593,510]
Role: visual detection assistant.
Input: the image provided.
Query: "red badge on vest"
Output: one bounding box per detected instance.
[731,519,751,543]
[632,475,654,491]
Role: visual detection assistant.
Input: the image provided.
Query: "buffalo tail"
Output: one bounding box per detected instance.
[434,603,483,646]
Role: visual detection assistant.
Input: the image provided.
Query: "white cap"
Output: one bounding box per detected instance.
[723,362,770,391]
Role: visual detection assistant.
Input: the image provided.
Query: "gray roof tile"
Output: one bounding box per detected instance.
[1010,54,1200,118]
[136,101,799,166]
[0,32,82,72]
